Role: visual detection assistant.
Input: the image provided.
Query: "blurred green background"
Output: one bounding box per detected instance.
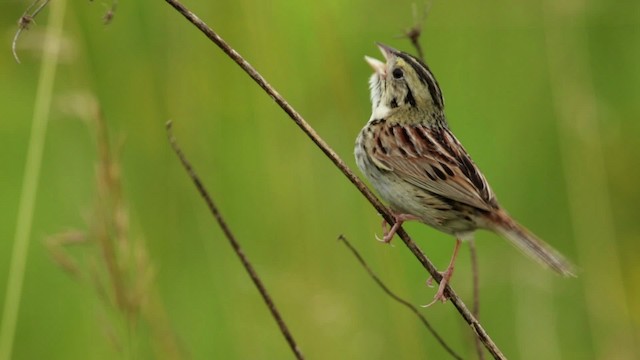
[1,0,639,358]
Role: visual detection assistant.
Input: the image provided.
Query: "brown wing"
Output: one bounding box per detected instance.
[369,122,498,211]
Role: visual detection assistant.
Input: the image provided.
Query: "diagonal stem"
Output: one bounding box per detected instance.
[166,121,304,360]
[338,235,462,360]
[469,239,485,360]
[162,1,505,358]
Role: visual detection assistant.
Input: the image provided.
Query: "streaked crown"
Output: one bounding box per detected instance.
[365,43,444,120]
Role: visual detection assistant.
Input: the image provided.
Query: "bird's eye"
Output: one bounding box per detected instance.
[392,68,403,79]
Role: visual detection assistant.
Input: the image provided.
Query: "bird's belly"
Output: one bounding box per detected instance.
[356,141,477,235]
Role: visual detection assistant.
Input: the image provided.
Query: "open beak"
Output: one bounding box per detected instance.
[365,43,398,76]
[365,56,386,75]
[376,42,397,61]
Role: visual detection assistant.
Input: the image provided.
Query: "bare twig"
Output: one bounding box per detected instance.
[469,240,484,360]
[398,3,431,62]
[12,0,51,64]
[162,1,504,358]
[338,235,462,360]
[166,121,304,360]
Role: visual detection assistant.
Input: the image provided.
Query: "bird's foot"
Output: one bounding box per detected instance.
[375,213,419,244]
[422,265,455,307]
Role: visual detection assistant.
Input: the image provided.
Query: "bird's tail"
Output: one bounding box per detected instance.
[489,211,576,277]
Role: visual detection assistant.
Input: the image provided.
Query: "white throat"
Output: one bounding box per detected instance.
[368,73,390,121]
[370,104,391,122]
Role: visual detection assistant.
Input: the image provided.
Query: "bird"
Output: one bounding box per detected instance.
[354,43,575,306]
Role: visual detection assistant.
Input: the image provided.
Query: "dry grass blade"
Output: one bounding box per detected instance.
[166,121,304,360]
[469,240,484,360]
[338,235,462,360]
[45,230,87,278]
[46,101,183,359]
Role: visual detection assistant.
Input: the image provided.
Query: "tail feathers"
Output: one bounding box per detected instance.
[491,214,576,277]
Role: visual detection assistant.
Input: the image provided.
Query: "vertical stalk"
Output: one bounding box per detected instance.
[0,1,67,358]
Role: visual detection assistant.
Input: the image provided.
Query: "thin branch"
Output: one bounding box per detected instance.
[469,240,485,360]
[12,0,51,64]
[166,121,304,360]
[398,3,431,62]
[162,1,505,358]
[338,235,462,360]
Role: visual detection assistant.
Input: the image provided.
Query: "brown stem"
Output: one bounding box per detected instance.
[399,3,429,62]
[162,1,505,358]
[166,121,304,360]
[469,239,485,360]
[338,235,462,360]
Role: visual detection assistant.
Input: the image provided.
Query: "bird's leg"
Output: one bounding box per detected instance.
[376,213,419,243]
[423,238,462,307]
